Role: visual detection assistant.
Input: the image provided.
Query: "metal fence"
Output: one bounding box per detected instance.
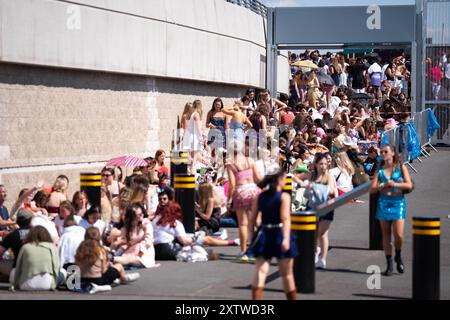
[225,0,267,17]
[381,109,438,173]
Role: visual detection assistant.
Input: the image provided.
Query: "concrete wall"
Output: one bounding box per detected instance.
[0,62,247,209]
[0,0,267,88]
[0,0,269,209]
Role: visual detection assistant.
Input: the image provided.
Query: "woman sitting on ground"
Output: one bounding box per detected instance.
[101,167,124,200]
[58,215,86,270]
[47,177,68,219]
[29,190,50,217]
[111,204,159,268]
[75,231,140,286]
[79,206,106,236]
[152,201,227,260]
[195,183,221,235]
[12,226,64,291]
[54,200,79,236]
[72,190,88,217]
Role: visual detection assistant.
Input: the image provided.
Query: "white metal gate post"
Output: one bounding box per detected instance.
[266,7,278,95]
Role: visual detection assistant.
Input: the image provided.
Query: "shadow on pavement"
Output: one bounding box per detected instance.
[231,285,284,294]
[329,245,373,251]
[317,268,369,275]
[352,293,410,300]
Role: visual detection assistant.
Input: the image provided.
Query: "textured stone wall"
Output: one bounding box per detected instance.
[0,62,250,209]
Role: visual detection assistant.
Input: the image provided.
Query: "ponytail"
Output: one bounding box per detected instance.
[257,170,285,192]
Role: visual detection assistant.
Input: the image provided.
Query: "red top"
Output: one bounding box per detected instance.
[158,166,169,177]
[428,67,443,83]
[282,112,295,126]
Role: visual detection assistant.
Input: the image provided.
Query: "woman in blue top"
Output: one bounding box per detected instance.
[206,98,226,150]
[370,145,413,276]
[223,101,252,143]
[248,170,297,300]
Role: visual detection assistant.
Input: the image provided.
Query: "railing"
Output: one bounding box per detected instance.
[225,0,268,17]
[381,108,439,173]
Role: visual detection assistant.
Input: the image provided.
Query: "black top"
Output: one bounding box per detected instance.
[0,227,30,267]
[258,191,282,225]
[348,63,368,90]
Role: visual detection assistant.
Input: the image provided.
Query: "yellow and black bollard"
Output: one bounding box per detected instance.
[170,151,189,186]
[80,172,101,208]
[283,174,293,194]
[174,174,196,234]
[369,192,383,250]
[412,217,440,300]
[291,213,317,293]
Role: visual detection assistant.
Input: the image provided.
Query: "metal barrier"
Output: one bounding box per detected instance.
[381,109,439,174]
[225,0,268,17]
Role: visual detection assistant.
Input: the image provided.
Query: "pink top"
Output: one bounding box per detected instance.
[428,67,443,83]
[119,218,156,268]
[223,181,230,198]
[229,158,254,182]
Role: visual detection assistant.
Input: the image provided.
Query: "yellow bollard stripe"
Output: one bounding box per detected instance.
[172,159,189,164]
[412,221,440,227]
[174,183,196,189]
[80,175,102,180]
[173,177,196,182]
[291,224,316,231]
[80,182,102,187]
[291,216,317,223]
[283,186,292,190]
[412,229,440,236]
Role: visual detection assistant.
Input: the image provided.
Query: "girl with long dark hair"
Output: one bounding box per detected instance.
[248,170,297,300]
[112,204,159,268]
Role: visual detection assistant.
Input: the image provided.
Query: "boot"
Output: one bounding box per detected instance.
[251,287,264,300]
[384,256,393,276]
[395,251,405,274]
[286,290,297,300]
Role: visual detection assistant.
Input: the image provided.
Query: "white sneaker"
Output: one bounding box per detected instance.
[122,272,140,284]
[89,283,112,294]
[315,247,321,264]
[219,229,228,240]
[233,238,240,246]
[317,259,326,270]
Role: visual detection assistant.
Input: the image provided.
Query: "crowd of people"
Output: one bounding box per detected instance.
[426,51,450,101]
[0,49,417,298]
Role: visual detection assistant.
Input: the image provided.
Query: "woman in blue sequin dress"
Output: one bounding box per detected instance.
[370,145,413,276]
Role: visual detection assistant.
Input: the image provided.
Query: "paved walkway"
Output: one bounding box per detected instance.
[1,148,449,300]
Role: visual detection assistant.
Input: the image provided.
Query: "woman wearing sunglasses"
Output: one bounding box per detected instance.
[370,145,413,276]
[101,167,124,200]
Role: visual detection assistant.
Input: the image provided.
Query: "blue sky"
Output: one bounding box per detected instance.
[261,0,414,7]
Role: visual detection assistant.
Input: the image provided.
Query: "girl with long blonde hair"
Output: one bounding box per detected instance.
[183,100,204,173]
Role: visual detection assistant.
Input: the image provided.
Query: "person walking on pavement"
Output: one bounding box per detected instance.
[249,170,297,300]
[370,145,413,276]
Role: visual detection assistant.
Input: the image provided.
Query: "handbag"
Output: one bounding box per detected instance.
[352,162,370,186]
[305,183,330,210]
